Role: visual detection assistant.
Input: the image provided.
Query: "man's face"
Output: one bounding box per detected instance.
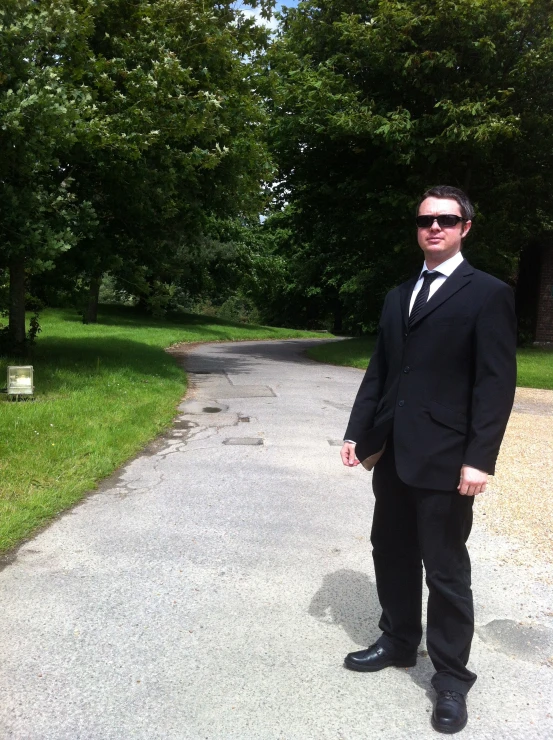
[416,197,471,266]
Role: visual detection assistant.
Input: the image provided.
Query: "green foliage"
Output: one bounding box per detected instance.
[69,0,274,291]
[265,0,553,332]
[5,0,553,336]
[1,0,275,333]
[0,0,95,270]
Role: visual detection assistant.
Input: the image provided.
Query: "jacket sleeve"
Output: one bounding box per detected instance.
[343,293,389,442]
[463,283,517,474]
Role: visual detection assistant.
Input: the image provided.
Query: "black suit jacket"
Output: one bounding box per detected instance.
[344,259,517,491]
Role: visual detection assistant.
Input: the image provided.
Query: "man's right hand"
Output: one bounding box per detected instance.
[341,442,360,467]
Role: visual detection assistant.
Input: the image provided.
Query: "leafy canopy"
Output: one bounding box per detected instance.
[264,0,553,332]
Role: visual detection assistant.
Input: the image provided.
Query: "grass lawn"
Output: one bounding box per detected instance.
[308,337,553,390]
[0,306,324,554]
[307,337,377,370]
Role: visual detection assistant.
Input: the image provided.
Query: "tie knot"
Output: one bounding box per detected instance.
[422,270,439,283]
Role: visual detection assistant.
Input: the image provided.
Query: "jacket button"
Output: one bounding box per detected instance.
[404,332,408,338]
[398,400,405,407]
[403,366,411,373]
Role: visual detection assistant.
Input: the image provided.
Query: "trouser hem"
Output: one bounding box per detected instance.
[376,634,418,659]
[431,673,476,696]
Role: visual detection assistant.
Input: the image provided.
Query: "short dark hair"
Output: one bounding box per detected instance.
[416,185,475,222]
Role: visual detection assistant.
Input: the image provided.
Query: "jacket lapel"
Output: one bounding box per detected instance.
[409,260,474,328]
[399,276,418,330]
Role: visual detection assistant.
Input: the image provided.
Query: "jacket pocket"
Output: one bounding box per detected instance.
[429,401,467,434]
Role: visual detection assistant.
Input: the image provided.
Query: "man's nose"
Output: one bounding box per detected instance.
[429,218,441,230]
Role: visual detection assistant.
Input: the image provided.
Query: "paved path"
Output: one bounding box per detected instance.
[1,339,552,740]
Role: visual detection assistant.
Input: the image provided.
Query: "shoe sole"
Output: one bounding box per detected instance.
[344,657,417,672]
[430,714,468,734]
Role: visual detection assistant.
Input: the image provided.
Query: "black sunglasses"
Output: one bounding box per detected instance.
[415,214,465,229]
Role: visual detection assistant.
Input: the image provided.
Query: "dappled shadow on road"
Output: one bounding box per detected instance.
[174,338,342,376]
[215,338,341,365]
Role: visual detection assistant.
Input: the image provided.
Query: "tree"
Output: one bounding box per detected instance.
[0,0,94,351]
[264,0,553,333]
[52,0,275,323]
[1,0,275,342]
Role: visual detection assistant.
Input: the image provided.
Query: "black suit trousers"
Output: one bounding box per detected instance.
[371,439,477,695]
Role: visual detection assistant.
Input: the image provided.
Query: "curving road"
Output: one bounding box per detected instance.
[0,339,552,739]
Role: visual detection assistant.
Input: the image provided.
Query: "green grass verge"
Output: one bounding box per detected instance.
[307,337,377,370]
[0,306,324,554]
[516,346,553,389]
[307,337,553,389]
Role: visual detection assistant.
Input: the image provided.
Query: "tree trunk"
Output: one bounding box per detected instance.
[515,239,543,344]
[136,294,149,313]
[9,257,26,354]
[332,298,343,335]
[83,273,102,324]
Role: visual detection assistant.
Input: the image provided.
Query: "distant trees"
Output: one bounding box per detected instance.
[263,0,553,333]
[1,0,273,350]
[2,0,553,345]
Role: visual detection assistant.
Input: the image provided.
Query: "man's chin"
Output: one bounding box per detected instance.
[423,246,445,257]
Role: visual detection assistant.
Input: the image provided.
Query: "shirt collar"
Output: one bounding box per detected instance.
[420,250,464,278]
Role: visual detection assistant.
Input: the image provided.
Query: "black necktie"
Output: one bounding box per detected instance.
[409,271,439,326]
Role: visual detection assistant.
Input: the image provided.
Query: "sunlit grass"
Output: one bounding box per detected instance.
[307,337,376,370]
[516,346,553,390]
[0,306,323,553]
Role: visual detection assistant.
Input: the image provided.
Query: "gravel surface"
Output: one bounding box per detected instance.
[478,388,553,571]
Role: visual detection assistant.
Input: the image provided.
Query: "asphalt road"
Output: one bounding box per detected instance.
[0,339,552,740]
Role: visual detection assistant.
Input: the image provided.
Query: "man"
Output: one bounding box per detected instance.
[340,185,517,734]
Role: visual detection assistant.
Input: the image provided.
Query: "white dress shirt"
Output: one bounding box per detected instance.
[408,251,464,314]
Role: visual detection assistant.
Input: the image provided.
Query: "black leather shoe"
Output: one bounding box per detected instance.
[431,690,468,734]
[344,643,417,672]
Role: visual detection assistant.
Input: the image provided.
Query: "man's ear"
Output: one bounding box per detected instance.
[461,220,472,239]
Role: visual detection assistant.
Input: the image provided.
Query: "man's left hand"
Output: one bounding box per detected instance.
[458,465,488,496]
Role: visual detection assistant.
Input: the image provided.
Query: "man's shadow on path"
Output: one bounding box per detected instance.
[309,569,434,699]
